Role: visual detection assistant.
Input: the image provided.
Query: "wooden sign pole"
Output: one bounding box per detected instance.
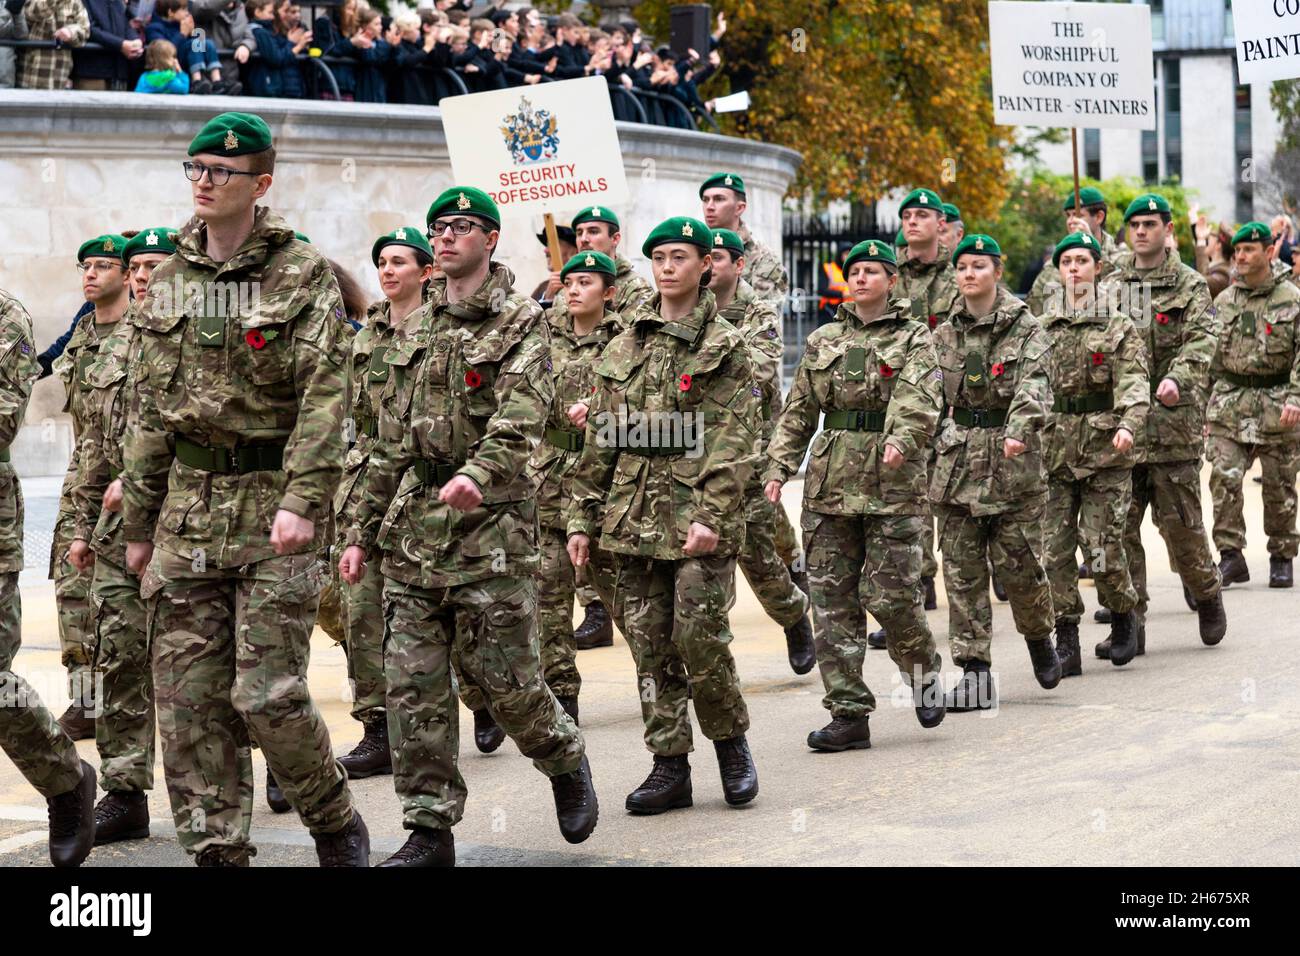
[1071,127,1082,215]
[543,212,564,271]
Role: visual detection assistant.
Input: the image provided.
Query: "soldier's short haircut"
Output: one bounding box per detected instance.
[1085,202,1108,225]
[246,147,276,176]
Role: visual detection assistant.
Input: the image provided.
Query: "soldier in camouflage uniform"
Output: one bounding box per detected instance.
[708,228,814,675]
[567,216,763,811]
[122,113,368,867]
[67,228,177,846]
[339,186,597,867]
[699,172,790,309]
[1040,232,1150,676]
[1027,187,1127,318]
[765,238,946,753]
[0,287,98,868]
[50,234,132,741]
[930,234,1061,711]
[1206,222,1300,589]
[1100,194,1226,658]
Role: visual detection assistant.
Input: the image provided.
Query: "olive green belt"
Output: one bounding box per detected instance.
[0,448,9,463]
[545,427,585,452]
[412,459,461,486]
[1220,370,1290,389]
[1052,393,1114,414]
[822,409,886,432]
[174,435,285,474]
[951,406,1008,428]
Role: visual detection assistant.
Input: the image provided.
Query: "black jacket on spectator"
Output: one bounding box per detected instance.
[72,0,136,86]
[313,14,357,97]
[505,44,552,85]
[247,18,304,98]
[387,38,444,105]
[553,40,587,79]
[339,35,391,103]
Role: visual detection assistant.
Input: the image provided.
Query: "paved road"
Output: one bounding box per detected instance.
[2,470,1297,866]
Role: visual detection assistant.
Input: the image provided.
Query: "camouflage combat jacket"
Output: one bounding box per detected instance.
[1040,295,1150,479]
[121,206,350,568]
[894,245,960,330]
[565,289,762,559]
[1102,249,1215,463]
[52,310,121,514]
[765,299,941,516]
[1027,231,1126,316]
[0,290,39,574]
[739,223,789,310]
[1207,271,1300,446]
[928,290,1051,514]
[348,263,553,589]
[717,278,784,438]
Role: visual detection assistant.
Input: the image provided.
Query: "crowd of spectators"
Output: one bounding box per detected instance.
[0,0,727,128]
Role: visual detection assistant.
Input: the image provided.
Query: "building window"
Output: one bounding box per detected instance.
[1225,0,1234,43]
[1235,62,1253,223]
[1150,0,1165,42]
[1164,58,1181,180]
[1142,129,1158,184]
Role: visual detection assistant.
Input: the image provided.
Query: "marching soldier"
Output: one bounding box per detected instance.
[1206,222,1300,589]
[1040,232,1150,676]
[567,216,763,812]
[339,186,597,867]
[765,238,946,752]
[122,112,368,866]
[709,228,814,675]
[930,234,1061,710]
[1,287,97,868]
[1101,194,1226,657]
[1027,187,1126,317]
[699,172,790,309]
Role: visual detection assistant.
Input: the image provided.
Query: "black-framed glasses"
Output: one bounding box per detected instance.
[183,161,262,186]
[428,218,491,238]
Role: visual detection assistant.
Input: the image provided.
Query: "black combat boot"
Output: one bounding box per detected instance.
[922,575,937,611]
[991,568,1008,602]
[472,708,506,754]
[806,715,871,752]
[1027,637,1062,689]
[378,826,455,867]
[265,769,290,813]
[1055,620,1082,677]
[92,789,149,845]
[47,760,95,868]
[557,695,579,725]
[914,674,946,728]
[784,614,816,675]
[574,600,614,649]
[1219,549,1250,587]
[1182,582,1197,612]
[56,704,95,741]
[1093,607,1111,624]
[1197,593,1227,645]
[314,810,370,867]
[944,660,997,712]
[714,735,759,806]
[551,755,599,843]
[1078,561,1092,580]
[1096,625,1146,660]
[195,847,250,867]
[867,627,887,650]
[1108,609,1139,666]
[339,717,392,779]
[625,755,692,814]
[1269,556,1293,588]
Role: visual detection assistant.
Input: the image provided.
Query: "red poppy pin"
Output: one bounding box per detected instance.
[1155,312,1170,325]
[1091,352,1105,366]
[1266,323,1274,335]
[464,368,483,389]
[991,362,1006,378]
[678,373,692,392]
[928,315,938,329]
[879,364,894,379]
[245,330,267,350]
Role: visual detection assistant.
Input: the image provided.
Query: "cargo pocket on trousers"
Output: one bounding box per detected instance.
[475,582,540,692]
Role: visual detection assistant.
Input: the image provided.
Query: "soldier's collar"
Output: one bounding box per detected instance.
[646,289,716,342]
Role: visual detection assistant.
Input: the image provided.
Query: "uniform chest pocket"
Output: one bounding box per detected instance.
[236,324,293,384]
[1265,312,1295,356]
[384,344,424,425]
[462,361,498,418]
[1083,328,1115,387]
[872,344,908,405]
[1152,306,1185,350]
[989,354,1019,403]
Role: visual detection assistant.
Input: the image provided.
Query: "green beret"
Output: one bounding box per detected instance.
[941,202,961,221]
[1232,221,1273,248]
[572,205,619,230]
[1062,186,1106,210]
[710,228,745,257]
[1124,193,1172,221]
[698,172,745,198]
[952,233,1002,264]
[188,112,273,157]
[894,229,908,247]
[426,186,500,230]
[294,231,312,244]
[1052,231,1102,268]
[843,238,897,273]
[560,250,616,281]
[899,188,943,215]
[122,228,177,262]
[371,226,433,266]
[77,234,128,263]
[641,216,713,257]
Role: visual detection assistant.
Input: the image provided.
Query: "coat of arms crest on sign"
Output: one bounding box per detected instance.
[501,97,560,165]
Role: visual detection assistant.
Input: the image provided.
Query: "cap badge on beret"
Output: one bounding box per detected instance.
[714,234,723,246]
[867,242,877,256]
[1082,234,1092,245]
[1148,198,1157,211]
[682,222,694,237]
[724,175,733,186]
[103,238,115,252]
[592,207,602,217]
[146,232,159,247]
[919,194,928,204]
[585,253,595,266]
[395,228,406,240]
[974,237,984,250]
[457,192,471,210]
[224,129,238,152]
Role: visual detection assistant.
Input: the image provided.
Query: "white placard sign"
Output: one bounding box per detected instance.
[440,75,630,220]
[1233,0,1300,84]
[988,1,1155,130]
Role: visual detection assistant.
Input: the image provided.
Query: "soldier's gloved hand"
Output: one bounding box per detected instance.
[882,443,905,470]
[683,521,719,557]
[270,509,315,554]
[339,545,367,584]
[439,475,483,511]
[1112,427,1134,453]
[1003,438,1026,459]
[68,539,95,572]
[126,541,153,576]
[102,478,124,513]
[566,401,589,429]
[567,533,590,567]
[1281,403,1300,428]
[764,479,783,504]
[1156,378,1180,407]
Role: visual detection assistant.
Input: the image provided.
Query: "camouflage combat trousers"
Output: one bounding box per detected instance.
[51,510,94,700]
[617,554,750,756]
[1044,468,1138,623]
[536,527,620,700]
[738,496,809,629]
[1127,460,1221,620]
[0,572,84,799]
[802,511,941,718]
[936,501,1055,665]
[1207,436,1300,559]
[340,561,386,724]
[145,548,355,858]
[382,574,584,831]
[90,551,155,792]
